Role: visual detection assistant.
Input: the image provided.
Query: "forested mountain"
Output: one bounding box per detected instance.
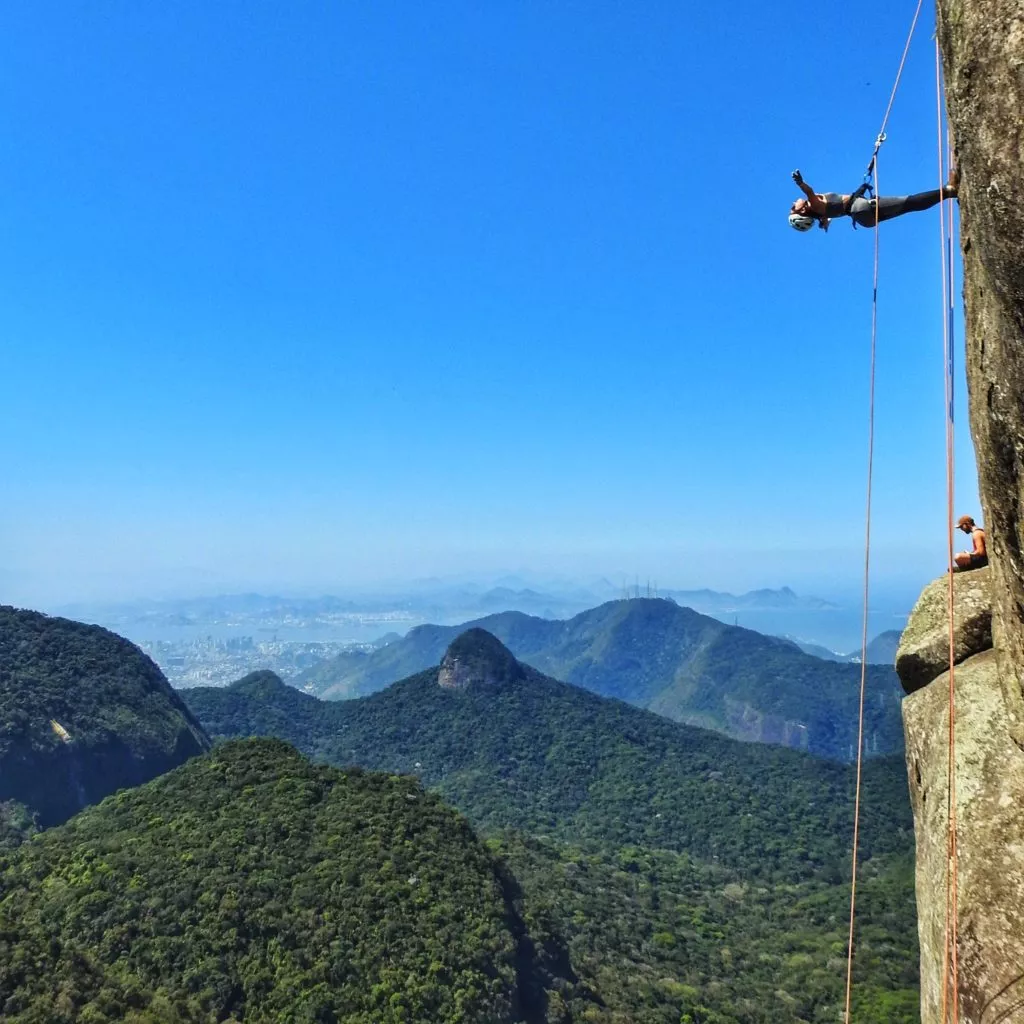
[0,739,572,1023]
[499,833,918,1024]
[0,606,209,841]
[188,631,912,881]
[184,633,920,1021]
[297,599,903,761]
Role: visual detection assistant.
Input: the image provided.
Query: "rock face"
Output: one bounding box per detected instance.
[938,0,1024,673]
[904,5,1024,1020]
[898,568,1024,1022]
[438,629,524,691]
[895,568,993,694]
[902,650,1024,1024]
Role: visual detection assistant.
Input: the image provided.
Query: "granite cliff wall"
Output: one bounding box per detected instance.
[897,5,1024,1019]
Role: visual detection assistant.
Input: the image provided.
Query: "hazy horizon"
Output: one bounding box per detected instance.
[8,548,932,617]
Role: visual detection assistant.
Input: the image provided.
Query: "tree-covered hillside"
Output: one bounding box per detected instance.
[498,833,918,1024]
[297,599,903,761]
[0,606,210,837]
[186,634,920,1022]
[0,739,574,1024]
[187,632,912,882]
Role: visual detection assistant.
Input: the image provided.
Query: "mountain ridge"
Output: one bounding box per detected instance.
[188,630,913,879]
[297,598,904,761]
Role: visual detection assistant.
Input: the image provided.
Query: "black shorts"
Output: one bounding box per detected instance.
[955,553,989,572]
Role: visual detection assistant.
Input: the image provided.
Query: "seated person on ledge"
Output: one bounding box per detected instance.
[954,515,988,571]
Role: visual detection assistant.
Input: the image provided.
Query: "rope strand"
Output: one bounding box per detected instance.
[936,36,960,1024]
[878,0,926,142]
[843,154,881,1024]
[843,11,927,1018]
[839,8,929,1015]
[862,0,926,183]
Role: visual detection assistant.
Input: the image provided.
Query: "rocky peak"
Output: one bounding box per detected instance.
[438,629,524,691]
[895,567,992,694]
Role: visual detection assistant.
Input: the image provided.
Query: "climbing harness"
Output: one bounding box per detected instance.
[841,141,882,227]
[842,133,884,222]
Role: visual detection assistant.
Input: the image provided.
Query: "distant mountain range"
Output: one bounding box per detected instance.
[297,598,905,761]
[186,630,912,878]
[57,581,845,634]
[663,585,837,612]
[785,629,902,666]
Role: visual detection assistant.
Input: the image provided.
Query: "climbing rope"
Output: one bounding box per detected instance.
[936,36,961,1024]
[857,0,926,194]
[842,160,881,1024]
[842,6,926,1021]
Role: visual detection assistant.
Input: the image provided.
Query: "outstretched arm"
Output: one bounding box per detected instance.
[791,169,831,217]
[792,169,816,200]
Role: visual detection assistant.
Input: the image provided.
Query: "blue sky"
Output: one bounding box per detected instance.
[1,1,978,608]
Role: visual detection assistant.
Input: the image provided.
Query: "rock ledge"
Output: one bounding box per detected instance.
[895,568,992,694]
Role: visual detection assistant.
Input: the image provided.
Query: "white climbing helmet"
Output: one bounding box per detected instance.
[789,213,816,232]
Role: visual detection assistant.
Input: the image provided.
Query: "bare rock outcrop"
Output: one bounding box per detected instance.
[438,628,524,691]
[903,649,1024,1024]
[895,568,993,694]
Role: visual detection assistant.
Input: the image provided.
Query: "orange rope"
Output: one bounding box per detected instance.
[842,10,927,1018]
[877,0,926,142]
[936,36,961,1024]
[935,38,953,1023]
[843,149,882,1024]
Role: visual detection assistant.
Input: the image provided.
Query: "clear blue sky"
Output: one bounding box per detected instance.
[0,1,978,608]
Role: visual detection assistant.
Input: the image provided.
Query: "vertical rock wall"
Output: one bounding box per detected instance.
[937,0,1024,670]
[902,647,1024,1024]
[901,4,1024,1020]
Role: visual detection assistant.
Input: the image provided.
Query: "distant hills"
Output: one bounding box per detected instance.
[60,581,847,638]
[0,605,210,839]
[187,630,912,878]
[861,629,902,664]
[297,599,905,761]
[785,629,902,666]
[663,584,837,612]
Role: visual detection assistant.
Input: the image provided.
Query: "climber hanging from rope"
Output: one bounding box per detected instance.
[788,166,958,232]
